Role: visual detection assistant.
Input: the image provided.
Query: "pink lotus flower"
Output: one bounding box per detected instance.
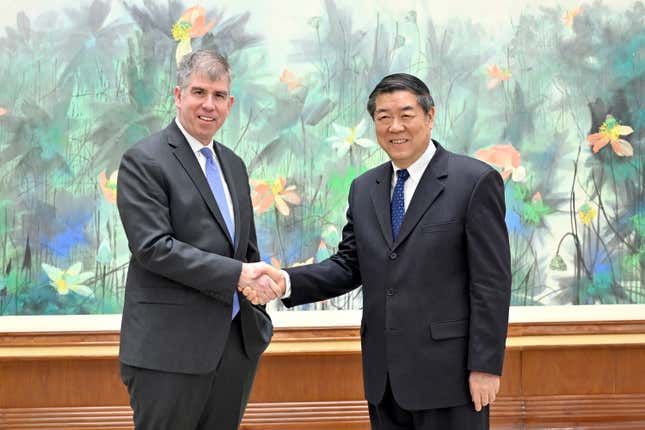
[475,144,526,182]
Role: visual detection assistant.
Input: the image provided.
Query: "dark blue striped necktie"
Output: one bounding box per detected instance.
[391,169,410,241]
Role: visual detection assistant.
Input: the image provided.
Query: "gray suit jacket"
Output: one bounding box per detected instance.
[284,141,511,410]
[117,120,272,374]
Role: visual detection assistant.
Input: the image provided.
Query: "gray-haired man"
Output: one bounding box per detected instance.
[117,50,280,430]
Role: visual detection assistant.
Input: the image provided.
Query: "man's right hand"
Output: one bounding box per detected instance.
[237,262,286,305]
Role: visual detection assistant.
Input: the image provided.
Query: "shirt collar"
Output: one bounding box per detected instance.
[390,141,436,183]
[175,117,214,155]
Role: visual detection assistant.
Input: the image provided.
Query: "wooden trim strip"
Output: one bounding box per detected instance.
[2,395,645,428]
[3,333,645,360]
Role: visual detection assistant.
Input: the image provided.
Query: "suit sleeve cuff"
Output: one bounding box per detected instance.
[280,269,292,298]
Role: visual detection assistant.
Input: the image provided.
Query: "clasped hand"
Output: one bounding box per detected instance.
[237,262,285,305]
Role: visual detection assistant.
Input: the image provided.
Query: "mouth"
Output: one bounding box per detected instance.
[198,115,216,122]
[389,138,408,145]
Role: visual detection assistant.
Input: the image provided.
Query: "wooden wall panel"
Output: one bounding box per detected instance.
[521,349,616,396]
[0,359,128,408]
[615,349,645,393]
[250,354,364,403]
[1,321,645,429]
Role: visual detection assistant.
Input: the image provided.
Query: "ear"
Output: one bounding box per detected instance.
[174,86,182,109]
[427,106,436,121]
[227,94,235,110]
[427,106,436,128]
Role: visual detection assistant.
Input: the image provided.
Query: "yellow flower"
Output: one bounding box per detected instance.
[41,262,94,297]
[587,115,634,157]
[171,22,191,41]
[578,203,597,226]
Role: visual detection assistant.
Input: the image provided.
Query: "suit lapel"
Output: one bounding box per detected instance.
[213,141,243,255]
[370,163,394,249]
[167,122,235,249]
[393,141,448,250]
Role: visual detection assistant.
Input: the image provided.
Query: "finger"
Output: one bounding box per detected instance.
[473,395,482,412]
[265,277,281,298]
[481,392,490,408]
[247,287,259,302]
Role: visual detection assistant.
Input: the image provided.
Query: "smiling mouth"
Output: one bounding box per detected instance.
[390,138,408,144]
[199,115,215,122]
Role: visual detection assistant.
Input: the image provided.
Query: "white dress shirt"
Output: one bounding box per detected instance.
[281,141,437,298]
[175,118,235,232]
[390,142,436,211]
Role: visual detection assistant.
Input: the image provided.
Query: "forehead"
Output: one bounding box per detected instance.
[374,90,421,112]
[185,72,230,91]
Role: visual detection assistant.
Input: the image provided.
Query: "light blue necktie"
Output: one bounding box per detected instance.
[200,147,239,319]
[391,169,410,241]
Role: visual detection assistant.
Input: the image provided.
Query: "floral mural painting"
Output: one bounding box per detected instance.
[0,0,642,315]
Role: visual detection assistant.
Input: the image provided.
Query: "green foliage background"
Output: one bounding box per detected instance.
[0,0,643,315]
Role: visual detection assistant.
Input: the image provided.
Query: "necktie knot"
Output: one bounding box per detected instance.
[200,147,214,162]
[396,169,410,181]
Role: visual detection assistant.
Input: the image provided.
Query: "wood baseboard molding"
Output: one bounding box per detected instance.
[0,406,133,429]
[2,395,645,429]
[493,394,645,422]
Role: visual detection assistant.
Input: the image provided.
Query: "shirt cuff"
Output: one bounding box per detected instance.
[280,269,292,298]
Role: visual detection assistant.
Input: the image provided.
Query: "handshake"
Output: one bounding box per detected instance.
[237,262,286,305]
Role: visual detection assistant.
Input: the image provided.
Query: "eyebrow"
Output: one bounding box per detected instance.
[190,86,229,96]
[375,105,416,114]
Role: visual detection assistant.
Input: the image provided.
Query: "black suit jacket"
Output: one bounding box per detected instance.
[284,141,511,410]
[117,120,272,375]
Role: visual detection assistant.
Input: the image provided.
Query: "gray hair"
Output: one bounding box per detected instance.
[176,50,231,90]
[367,73,435,117]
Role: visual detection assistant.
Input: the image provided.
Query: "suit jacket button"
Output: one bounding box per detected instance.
[389,252,397,260]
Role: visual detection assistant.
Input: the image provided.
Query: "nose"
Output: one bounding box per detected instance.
[389,118,404,133]
[202,96,215,110]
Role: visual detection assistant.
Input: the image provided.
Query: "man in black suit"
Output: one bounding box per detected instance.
[244,73,511,429]
[116,50,281,430]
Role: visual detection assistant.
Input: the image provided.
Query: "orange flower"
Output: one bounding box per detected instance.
[250,177,301,216]
[174,6,217,39]
[587,115,634,157]
[99,170,118,204]
[280,69,303,91]
[563,6,582,27]
[475,144,526,182]
[172,6,217,65]
[486,64,511,89]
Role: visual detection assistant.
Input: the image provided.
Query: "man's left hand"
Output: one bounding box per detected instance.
[468,371,500,412]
